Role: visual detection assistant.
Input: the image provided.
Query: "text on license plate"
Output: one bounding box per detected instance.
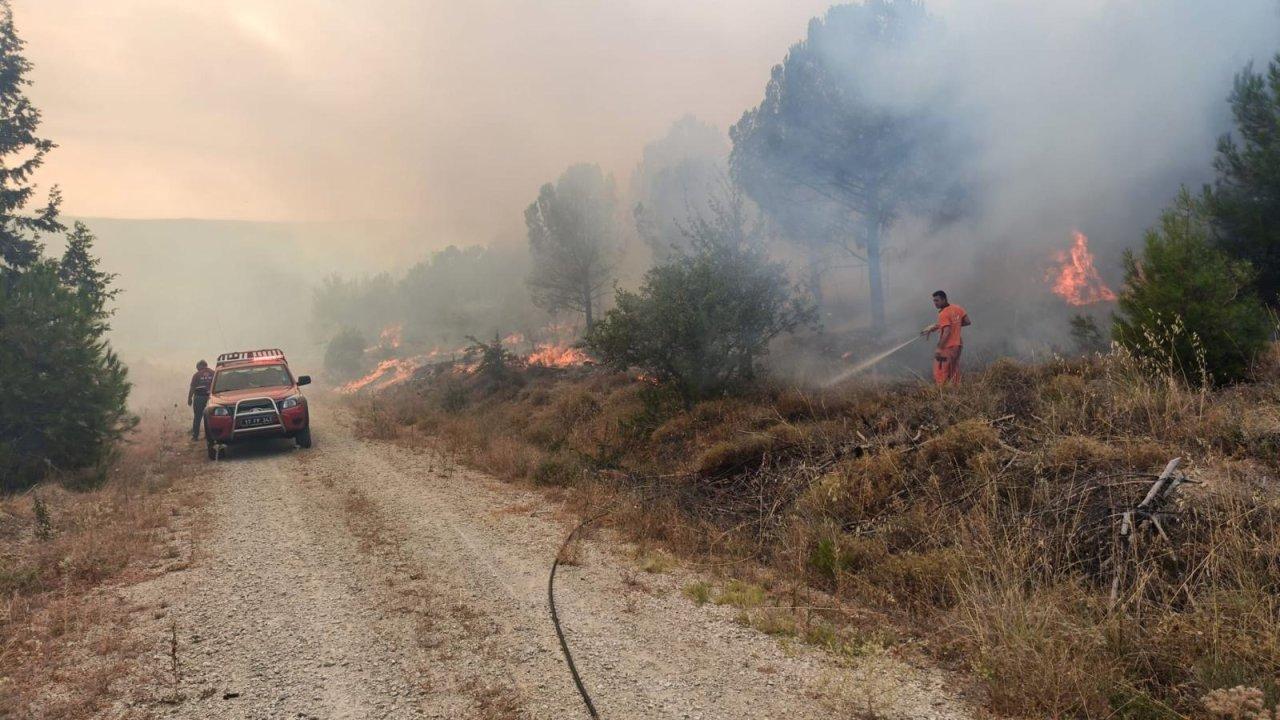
[238,414,278,428]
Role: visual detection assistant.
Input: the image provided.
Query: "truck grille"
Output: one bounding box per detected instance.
[237,398,276,413]
[234,397,281,432]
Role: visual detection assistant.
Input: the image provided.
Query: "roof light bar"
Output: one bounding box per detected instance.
[216,348,286,366]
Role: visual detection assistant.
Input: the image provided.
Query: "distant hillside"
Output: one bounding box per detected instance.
[61,218,439,370]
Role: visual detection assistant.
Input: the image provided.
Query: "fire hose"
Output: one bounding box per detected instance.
[548,505,613,719]
[823,334,923,388]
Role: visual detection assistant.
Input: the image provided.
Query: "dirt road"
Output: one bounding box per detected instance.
[124,403,970,719]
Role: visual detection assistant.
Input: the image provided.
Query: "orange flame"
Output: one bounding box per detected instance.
[527,343,589,368]
[340,337,589,394]
[339,357,417,394]
[1047,231,1116,306]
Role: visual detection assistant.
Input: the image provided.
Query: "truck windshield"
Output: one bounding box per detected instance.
[214,365,292,393]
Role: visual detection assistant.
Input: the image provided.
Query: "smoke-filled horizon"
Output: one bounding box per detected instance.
[19,0,1280,377]
[17,0,833,244]
[20,1,1276,247]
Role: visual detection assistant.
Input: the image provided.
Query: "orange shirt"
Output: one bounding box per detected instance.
[936,304,969,349]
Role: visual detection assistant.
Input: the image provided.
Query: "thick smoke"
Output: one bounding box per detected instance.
[24,1,1280,386]
[829,0,1280,361]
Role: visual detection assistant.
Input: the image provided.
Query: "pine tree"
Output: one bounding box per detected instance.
[0,0,62,273]
[59,221,118,320]
[1113,189,1269,384]
[1206,55,1280,306]
[0,2,134,488]
[525,164,619,331]
[1,263,135,489]
[730,1,967,328]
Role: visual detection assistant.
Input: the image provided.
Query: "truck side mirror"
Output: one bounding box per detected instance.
[297,375,311,386]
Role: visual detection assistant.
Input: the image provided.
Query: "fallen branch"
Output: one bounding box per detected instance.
[1109,458,1187,606]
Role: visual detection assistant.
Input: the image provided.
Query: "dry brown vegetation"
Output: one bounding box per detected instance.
[0,412,200,719]
[359,349,1280,719]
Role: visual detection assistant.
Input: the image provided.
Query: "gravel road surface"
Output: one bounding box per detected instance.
[123,403,971,719]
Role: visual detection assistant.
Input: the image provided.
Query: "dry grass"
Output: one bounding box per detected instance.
[0,411,199,719]
[356,348,1280,718]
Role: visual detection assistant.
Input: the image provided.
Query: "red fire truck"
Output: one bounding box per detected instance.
[203,349,312,460]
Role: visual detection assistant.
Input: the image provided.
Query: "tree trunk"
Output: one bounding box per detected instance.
[583,293,594,332]
[865,216,886,331]
[807,253,825,318]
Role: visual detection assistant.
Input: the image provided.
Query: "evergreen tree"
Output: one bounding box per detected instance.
[0,2,133,489]
[631,116,728,262]
[0,263,135,489]
[1113,190,1269,384]
[525,164,619,331]
[59,221,118,320]
[730,1,967,328]
[1206,54,1280,305]
[0,0,62,273]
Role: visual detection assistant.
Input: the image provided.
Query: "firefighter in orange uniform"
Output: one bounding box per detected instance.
[921,290,970,385]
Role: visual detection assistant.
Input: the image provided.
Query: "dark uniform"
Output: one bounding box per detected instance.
[188,365,215,440]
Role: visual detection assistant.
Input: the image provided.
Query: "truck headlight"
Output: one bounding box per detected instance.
[211,406,230,416]
[280,396,302,410]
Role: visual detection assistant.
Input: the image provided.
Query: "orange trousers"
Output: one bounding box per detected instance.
[933,346,962,385]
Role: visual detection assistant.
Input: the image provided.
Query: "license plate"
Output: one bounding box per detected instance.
[238,414,277,428]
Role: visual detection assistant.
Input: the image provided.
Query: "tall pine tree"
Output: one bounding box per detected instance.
[730,1,967,328]
[525,164,619,331]
[0,0,61,273]
[0,2,134,489]
[1206,55,1280,306]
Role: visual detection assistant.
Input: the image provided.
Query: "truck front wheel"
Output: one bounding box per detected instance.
[295,427,312,449]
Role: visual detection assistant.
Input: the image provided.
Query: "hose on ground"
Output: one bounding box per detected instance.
[548,506,614,720]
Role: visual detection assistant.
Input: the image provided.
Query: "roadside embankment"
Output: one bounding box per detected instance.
[355,349,1280,718]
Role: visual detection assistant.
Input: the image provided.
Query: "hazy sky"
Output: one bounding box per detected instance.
[17,0,842,243]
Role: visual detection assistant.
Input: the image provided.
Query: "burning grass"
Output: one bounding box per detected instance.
[0,411,200,719]
[356,349,1280,718]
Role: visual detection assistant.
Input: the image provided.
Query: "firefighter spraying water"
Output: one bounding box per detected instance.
[826,290,971,387]
[922,290,970,385]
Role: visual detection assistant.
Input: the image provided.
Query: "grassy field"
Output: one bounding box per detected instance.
[0,409,200,719]
[356,349,1280,718]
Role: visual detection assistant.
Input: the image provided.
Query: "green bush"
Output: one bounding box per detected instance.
[587,227,813,403]
[465,332,522,390]
[1113,190,1270,384]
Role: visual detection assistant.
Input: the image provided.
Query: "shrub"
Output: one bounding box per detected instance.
[1113,190,1269,384]
[587,231,813,403]
[324,326,367,380]
[531,454,581,486]
[438,380,469,413]
[465,332,521,389]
